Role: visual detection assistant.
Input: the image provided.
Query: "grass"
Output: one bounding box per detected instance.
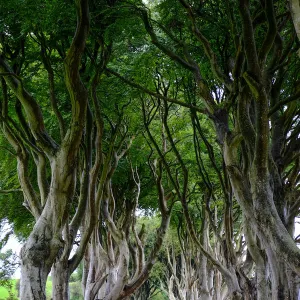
[0,279,18,300]
[0,278,52,300]
[0,278,102,300]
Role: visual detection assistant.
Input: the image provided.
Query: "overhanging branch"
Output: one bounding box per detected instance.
[106,68,207,114]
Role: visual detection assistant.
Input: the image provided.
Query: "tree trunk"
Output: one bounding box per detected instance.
[20,255,49,300]
[83,240,108,300]
[52,260,70,300]
[289,0,300,44]
[83,254,102,300]
[20,221,58,299]
[199,255,212,300]
[19,168,74,299]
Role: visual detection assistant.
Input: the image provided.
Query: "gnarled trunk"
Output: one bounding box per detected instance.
[1,0,90,298]
[20,218,62,299]
[20,264,48,300]
[20,246,50,300]
[52,259,70,300]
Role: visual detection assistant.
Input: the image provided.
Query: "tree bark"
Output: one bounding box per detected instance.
[20,252,49,300]
[20,219,61,299]
[16,0,89,294]
[52,259,70,300]
[289,0,300,44]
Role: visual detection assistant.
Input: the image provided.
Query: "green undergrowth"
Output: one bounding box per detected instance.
[0,278,83,300]
[0,279,18,300]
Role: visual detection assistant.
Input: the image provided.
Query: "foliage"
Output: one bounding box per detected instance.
[0,250,19,289]
[0,279,18,300]
[69,282,83,300]
[0,0,300,298]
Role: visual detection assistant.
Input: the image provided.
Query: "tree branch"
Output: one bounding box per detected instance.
[62,0,89,156]
[0,57,58,155]
[106,68,207,114]
[239,0,260,76]
[268,92,300,116]
[178,0,232,88]
[0,189,22,194]
[138,7,197,72]
[258,0,277,65]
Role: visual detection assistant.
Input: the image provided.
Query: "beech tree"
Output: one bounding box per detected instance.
[0,1,173,299]
[0,0,90,296]
[0,0,100,297]
[1,0,300,299]
[106,0,300,298]
[138,76,247,298]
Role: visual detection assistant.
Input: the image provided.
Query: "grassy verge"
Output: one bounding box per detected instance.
[0,278,85,300]
[0,279,18,300]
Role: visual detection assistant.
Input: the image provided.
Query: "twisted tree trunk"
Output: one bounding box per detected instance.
[0,0,90,297]
[52,259,70,300]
